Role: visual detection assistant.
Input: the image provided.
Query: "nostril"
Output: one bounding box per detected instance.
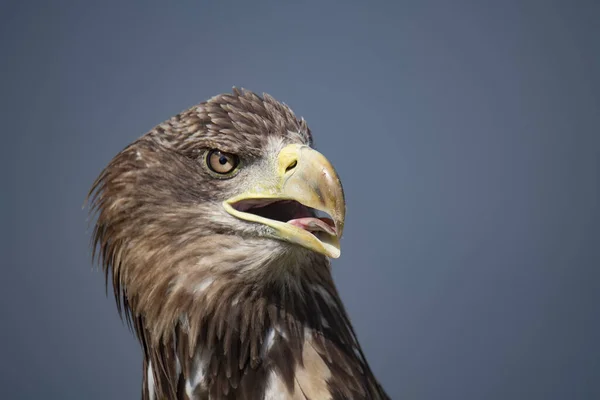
[285,160,297,173]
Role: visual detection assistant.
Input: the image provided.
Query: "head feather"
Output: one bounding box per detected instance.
[88,89,388,399]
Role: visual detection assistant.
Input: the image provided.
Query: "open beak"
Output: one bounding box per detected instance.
[223,144,345,258]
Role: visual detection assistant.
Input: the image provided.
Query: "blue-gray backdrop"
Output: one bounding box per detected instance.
[2,1,599,399]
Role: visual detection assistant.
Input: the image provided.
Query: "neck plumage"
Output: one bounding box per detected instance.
[123,237,387,399]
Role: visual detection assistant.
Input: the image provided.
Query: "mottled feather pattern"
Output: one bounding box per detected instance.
[88,89,389,399]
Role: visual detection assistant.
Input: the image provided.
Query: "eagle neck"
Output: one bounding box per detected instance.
[143,244,365,399]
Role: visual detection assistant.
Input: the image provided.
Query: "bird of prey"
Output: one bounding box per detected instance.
[89,88,389,399]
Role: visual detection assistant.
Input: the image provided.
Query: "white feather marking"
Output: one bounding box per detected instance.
[194,277,214,294]
[263,371,289,400]
[274,323,288,340]
[135,150,143,160]
[185,381,194,398]
[265,136,287,156]
[185,347,213,398]
[147,361,156,400]
[320,316,330,329]
[262,327,276,356]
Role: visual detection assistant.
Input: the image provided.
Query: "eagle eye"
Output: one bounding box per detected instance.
[206,149,240,175]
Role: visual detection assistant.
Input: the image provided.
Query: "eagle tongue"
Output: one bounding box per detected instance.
[287,217,337,236]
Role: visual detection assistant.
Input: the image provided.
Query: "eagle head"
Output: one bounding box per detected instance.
[89,88,387,399]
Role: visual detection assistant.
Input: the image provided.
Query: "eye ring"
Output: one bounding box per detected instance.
[206,149,240,176]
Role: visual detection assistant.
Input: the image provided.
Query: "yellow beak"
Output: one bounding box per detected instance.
[223,144,346,258]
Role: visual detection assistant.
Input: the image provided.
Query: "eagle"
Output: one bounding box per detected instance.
[89,88,390,399]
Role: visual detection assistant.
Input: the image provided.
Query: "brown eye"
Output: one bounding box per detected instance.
[206,149,239,175]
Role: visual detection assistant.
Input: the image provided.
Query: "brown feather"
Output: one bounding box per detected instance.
[88,88,389,399]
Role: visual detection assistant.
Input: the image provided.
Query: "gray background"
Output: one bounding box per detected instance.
[2,1,599,399]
